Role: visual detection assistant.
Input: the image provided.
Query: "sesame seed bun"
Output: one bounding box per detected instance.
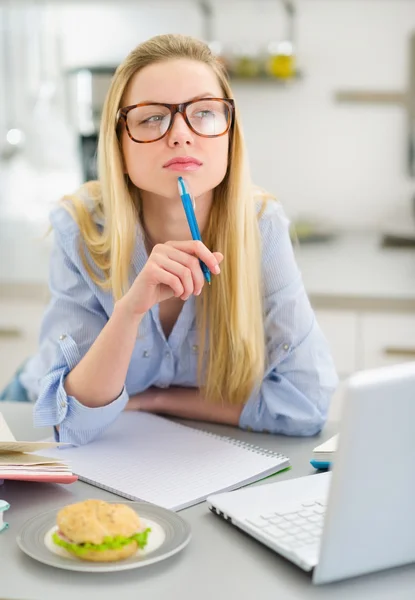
[57,499,141,545]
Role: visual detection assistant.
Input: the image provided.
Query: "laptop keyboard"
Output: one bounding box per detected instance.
[244,498,327,554]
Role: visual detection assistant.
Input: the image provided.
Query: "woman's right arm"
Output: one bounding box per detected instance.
[64,238,222,407]
[32,231,132,446]
[63,300,143,408]
[33,218,221,446]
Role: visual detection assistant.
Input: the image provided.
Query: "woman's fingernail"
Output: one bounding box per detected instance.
[213,265,220,274]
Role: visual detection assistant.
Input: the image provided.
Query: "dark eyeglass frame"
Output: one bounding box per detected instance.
[116,97,235,143]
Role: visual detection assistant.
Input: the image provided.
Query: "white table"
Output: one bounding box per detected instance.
[1,402,414,600]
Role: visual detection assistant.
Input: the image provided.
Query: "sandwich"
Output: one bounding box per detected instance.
[52,499,151,562]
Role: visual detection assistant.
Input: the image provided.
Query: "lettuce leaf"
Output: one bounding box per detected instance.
[52,528,151,556]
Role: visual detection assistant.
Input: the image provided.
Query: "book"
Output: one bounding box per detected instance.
[38,412,290,511]
[310,434,338,469]
[0,412,77,484]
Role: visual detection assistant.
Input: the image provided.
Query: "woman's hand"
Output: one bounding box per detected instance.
[120,241,223,317]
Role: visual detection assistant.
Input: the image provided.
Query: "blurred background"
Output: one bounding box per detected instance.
[1,0,415,418]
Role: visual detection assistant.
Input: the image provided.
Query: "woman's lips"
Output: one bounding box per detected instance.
[163,157,202,172]
[165,163,201,171]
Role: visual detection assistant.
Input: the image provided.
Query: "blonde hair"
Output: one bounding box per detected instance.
[64,34,272,406]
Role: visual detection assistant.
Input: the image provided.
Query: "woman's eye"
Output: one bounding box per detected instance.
[194,110,215,118]
[140,115,165,125]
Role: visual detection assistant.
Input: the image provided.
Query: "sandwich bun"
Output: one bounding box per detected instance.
[53,499,149,562]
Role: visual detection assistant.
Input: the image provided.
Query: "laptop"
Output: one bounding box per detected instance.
[207,362,415,584]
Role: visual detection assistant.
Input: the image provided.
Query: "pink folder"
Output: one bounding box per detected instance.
[0,473,78,484]
[0,413,77,485]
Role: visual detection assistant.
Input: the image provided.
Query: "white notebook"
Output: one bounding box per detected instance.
[38,412,290,511]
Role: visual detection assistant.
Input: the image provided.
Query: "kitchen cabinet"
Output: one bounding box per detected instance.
[315,308,415,378]
[314,309,359,377]
[313,307,415,420]
[360,313,415,369]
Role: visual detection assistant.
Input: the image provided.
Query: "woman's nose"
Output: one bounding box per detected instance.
[167,113,195,147]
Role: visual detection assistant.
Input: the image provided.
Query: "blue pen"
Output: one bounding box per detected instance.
[177,176,211,285]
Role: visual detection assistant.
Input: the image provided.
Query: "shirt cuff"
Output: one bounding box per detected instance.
[56,369,129,445]
[33,333,129,446]
[239,372,327,436]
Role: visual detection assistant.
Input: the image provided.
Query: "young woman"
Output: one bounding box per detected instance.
[4,34,337,445]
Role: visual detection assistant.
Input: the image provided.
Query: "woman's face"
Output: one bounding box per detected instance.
[120,58,230,200]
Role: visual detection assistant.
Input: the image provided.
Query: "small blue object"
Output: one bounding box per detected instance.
[310,460,331,471]
[0,499,10,533]
[177,176,211,285]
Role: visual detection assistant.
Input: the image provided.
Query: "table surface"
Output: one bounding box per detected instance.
[0,402,414,600]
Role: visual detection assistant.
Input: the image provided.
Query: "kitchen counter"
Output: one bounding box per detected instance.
[295,233,415,312]
[1,226,415,311]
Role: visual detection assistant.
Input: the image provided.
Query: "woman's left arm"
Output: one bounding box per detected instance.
[237,201,338,436]
[126,386,243,426]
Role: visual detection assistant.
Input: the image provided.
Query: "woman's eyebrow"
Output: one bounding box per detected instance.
[129,93,220,105]
[189,92,218,100]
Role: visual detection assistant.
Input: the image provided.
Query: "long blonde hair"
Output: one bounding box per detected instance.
[64,34,270,406]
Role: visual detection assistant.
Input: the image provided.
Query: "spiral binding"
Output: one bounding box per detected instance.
[169,418,288,461]
[221,437,287,460]
[77,476,139,502]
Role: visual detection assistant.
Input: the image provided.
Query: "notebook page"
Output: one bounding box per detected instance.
[0,411,68,453]
[0,453,64,466]
[39,412,289,511]
[0,440,67,453]
[0,413,15,442]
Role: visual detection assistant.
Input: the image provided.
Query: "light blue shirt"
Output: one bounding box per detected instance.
[21,196,338,446]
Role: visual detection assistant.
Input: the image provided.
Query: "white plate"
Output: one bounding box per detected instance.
[16,501,191,572]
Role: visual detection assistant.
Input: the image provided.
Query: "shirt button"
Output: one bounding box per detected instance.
[142,350,150,358]
[192,345,199,353]
[283,344,289,351]
[59,334,66,341]
[60,400,66,408]
[165,351,170,358]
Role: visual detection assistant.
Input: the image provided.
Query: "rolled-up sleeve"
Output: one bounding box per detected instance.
[35,334,128,446]
[239,202,338,436]
[24,209,128,445]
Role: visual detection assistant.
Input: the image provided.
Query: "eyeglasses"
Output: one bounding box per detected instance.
[116,98,235,143]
